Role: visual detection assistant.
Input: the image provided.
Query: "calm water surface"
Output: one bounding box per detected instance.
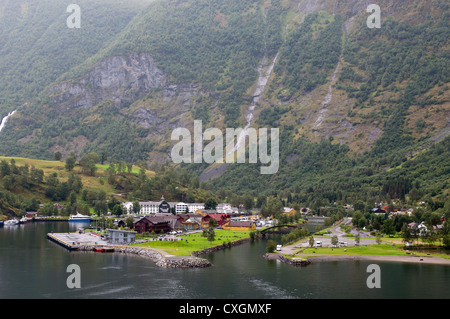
[1,222,449,299]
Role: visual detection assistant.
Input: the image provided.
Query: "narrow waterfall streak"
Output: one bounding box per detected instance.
[0,110,17,133]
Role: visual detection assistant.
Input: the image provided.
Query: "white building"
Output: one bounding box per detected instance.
[174,202,205,214]
[124,197,205,216]
[107,229,137,244]
[217,203,238,214]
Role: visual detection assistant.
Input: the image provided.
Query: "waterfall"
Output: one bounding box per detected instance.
[228,9,279,155]
[0,110,17,133]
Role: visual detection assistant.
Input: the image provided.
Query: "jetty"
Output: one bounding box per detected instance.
[46,232,211,268]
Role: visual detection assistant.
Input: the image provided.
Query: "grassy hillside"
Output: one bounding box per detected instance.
[0,155,217,218]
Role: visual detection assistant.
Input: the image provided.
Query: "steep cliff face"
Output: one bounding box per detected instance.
[48,53,167,109]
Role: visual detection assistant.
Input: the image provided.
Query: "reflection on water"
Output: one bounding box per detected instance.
[0,222,449,299]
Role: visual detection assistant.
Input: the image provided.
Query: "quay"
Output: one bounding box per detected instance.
[46,232,211,268]
[47,231,109,250]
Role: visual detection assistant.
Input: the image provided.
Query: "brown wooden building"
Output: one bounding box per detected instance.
[133,216,171,234]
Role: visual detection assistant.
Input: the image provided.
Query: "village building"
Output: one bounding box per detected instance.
[182,218,202,231]
[283,207,296,215]
[201,213,230,228]
[123,197,205,216]
[107,229,137,244]
[25,212,38,219]
[173,202,205,214]
[133,215,172,234]
[216,203,239,215]
[371,207,387,214]
[222,220,256,231]
[138,195,171,215]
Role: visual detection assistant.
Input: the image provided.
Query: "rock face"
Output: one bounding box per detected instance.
[49,53,167,109]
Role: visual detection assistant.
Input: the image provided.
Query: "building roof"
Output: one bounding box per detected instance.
[135,215,171,225]
[107,229,137,234]
[227,221,255,227]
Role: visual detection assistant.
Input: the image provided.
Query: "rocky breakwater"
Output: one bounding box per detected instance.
[158,256,211,269]
[191,237,253,257]
[78,245,211,268]
[263,253,311,267]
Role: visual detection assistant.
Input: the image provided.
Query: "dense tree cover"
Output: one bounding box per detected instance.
[274,12,344,99]
[337,9,449,155]
[207,128,449,216]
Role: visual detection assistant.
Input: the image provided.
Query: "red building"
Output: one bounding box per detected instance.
[201,214,230,228]
[133,216,172,234]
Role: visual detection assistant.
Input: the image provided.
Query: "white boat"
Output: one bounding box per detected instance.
[4,218,19,226]
[69,213,91,223]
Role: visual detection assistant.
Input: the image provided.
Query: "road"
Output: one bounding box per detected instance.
[278,218,380,254]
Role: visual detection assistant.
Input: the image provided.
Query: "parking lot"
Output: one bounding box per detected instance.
[279,218,381,254]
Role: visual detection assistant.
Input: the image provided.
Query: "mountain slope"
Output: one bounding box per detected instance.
[0,0,448,207]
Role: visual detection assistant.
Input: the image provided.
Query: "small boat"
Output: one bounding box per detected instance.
[4,218,19,226]
[69,213,92,223]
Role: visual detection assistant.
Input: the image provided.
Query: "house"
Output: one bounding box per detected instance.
[25,212,38,219]
[176,213,203,224]
[159,214,184,231]
[133,215,172,234]
[222,220,256,231]
[195,209,219,217]
[283,207,296,215]
[201,213,230,228]
[107,229,137,244]
[216,203,239,215]
[408,222,428,236]
[115,219,127,228]
[182,218,202,231]
[371,208,387,214]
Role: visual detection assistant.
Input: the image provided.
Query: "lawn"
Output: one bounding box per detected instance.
[297,244,450,259]
[0,156,154,197]
[300,244,407,257]
[132,230,252,256]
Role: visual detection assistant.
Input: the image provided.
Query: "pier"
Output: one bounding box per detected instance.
[47,231,109,250]
[46,232,211,268]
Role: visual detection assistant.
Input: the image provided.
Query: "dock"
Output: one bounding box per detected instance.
[47,231,110,251]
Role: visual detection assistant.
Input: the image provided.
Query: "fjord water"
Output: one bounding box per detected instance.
[1,222,449,299]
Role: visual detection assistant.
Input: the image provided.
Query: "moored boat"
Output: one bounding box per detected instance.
[69,213,92,223]
[4,218,19,226]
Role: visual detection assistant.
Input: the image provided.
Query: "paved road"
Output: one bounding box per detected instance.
[278,218,379,254]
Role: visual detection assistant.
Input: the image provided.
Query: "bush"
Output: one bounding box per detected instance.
[267,239,277,253]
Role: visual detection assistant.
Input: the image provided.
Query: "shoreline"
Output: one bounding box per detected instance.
[297,254,450,265]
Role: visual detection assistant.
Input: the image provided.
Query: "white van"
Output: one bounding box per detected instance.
[315,241,322,247]
[276,245,282,251]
